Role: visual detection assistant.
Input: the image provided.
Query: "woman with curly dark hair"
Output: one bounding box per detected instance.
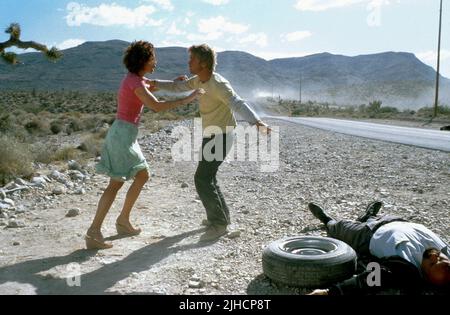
[85,41,204,250]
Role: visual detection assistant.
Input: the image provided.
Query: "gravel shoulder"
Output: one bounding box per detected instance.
[0,118,449,295]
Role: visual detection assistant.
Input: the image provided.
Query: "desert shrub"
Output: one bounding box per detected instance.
[64,117,81,135]
[380,106,399,114]
[154,111,180,121]
[358,104,367,113]
[37,110,53,118]
[31,143,85,164]
[344,106,356,115]
[104,115,116,125]
[438,105,450,115]
[52,146,81,161]
[30,143,57,164]
[24,120,39,132]
[78,134,104,157]
[0,135,34,185]
[0,114,16,133]
[417,105,450,118]
[143,118,164,133]
[50,120,64,134]
[291,109,302,116]
[82,115,102,131]
[70,111,82,119]
[67,117,83,132]
[11,108,26,116]
[417,107,435,118]
[368,100,382,113]
[91,122,109,139]
[24,117,49,135]
[403,109,416,115]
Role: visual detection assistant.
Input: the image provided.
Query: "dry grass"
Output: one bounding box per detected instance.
[78,134,104,158]
[0,135,34,185]
[51,146,82,162]
[0,90,199,182]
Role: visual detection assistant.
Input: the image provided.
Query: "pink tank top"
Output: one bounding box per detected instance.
[117,73,146,125]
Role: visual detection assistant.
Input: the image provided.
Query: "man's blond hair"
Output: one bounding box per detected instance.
[189,44,217,71]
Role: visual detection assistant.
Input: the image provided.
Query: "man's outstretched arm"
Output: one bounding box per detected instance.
[219,82,271,133]
[146,76,196,93]
[309,271,380,296]
[309,258,422,295]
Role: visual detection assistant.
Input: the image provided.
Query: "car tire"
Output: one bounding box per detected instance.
[262,236,357,288]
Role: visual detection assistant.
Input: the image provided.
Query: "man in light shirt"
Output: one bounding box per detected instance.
[307,201,450,295]
[149,44,271,242]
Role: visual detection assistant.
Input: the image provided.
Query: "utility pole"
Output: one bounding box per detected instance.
[299,73,302,104]
[434,0,443,118]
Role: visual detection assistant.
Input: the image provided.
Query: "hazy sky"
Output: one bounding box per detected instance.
[1,0,449,77]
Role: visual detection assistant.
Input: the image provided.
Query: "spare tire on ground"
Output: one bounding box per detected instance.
[262,236,357,288]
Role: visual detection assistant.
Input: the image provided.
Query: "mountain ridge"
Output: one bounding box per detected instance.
[0,40,449,109]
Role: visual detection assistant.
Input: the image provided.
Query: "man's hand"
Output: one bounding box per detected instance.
[193,88,206,97]
[144,79,158,92]
[187,88,206,103]
[307,289,329,296]
[174,75,188,82]
[256,120,272,135]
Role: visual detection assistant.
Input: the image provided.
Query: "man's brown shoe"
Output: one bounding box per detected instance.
[199,224,228,242]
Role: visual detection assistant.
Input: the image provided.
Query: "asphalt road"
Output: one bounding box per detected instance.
[269,116,450,152]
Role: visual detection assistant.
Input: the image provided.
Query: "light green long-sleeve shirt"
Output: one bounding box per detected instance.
[155,73,260,137]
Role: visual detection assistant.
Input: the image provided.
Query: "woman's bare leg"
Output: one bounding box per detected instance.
[87,179,124,237]
[116,169,149,231]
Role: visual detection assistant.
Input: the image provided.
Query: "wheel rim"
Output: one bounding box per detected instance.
[279,238,338,256]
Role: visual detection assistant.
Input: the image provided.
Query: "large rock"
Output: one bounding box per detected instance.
[49,170,69,185]
[68,160,84,173]
[49,170,64,180]
[53,186,67,195]
[15,178,30,186]
[66,208,81,218]
[68,170,85,181]
[15,205,27,214]
[74,187,86,195]
[227,231,241,239]
[7,219,25,229]
[31,176,47,186]
[1,198,15,209]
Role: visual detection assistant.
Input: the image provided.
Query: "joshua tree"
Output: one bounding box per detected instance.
[0,23,62,64]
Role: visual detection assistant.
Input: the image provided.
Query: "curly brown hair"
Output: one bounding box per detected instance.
[123,41,155,74]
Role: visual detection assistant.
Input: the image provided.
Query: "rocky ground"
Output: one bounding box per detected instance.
[0,118,449,295]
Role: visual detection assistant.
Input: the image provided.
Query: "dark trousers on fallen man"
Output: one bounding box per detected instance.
[326,215,407,256]
[195,133,235,227]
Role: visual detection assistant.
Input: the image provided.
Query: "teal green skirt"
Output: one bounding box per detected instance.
[96,119,149,182]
